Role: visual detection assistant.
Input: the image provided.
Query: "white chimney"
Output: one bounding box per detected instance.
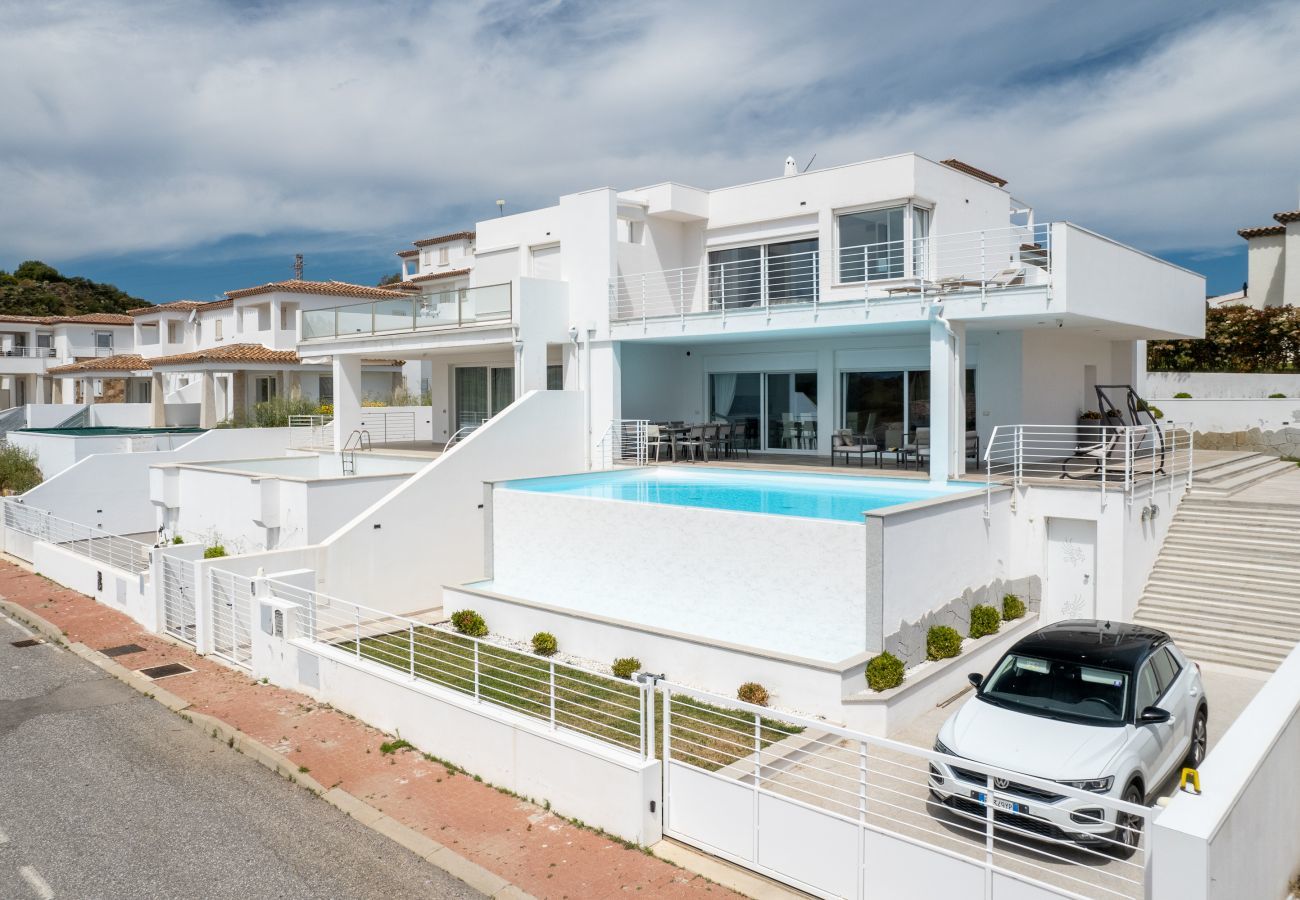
[783,156,798,177]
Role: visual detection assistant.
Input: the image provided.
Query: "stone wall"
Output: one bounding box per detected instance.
[882,575,1041,667]
[1195,427,1300,458]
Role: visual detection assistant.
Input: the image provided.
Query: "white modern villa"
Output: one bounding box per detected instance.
[5,153,1299,900]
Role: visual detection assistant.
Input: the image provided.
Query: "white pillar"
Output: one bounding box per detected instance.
[199,370,216,428]
[332,355,363,449]
[60,377,77,405]
[150,372,165,427]
[517,338,548,395]
[928,316,964,482]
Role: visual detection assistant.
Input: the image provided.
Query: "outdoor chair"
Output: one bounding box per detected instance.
[904,427,930,469]
[831,429,880,468]
[730,422,751,458]
[1061,427,1127,481]
[703,423,725,458]
[965,430,981,471]
[647,424,675,463]
[678,425,707,462]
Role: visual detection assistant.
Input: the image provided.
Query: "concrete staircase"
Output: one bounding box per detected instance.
[1134,456,1300,671]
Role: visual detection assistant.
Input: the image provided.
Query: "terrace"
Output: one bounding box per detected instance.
[299,282,513,342]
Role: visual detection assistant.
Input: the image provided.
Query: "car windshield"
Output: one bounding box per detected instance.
[979,653,1129,725]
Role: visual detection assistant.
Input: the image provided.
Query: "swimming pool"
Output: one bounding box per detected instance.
[501,467,979,522]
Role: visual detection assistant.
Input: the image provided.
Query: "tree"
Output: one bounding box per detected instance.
[0,445,43,494]
[1148,305,1300,373]
[377,272,403,286]
[13,260,62,282]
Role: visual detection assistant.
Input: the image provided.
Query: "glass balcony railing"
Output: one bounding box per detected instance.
[302,282,513,341]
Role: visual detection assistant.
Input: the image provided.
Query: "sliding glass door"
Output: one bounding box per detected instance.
[709,370,818,452]
[454,365,514,429]
[708,238,820,310]
[841,368,975,449]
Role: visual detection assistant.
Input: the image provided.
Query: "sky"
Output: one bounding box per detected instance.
[1,0,1297,302]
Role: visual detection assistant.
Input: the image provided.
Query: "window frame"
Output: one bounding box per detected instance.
[833,201,933,286]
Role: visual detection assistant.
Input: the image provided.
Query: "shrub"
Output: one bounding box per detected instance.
[969,604,1001,639]
[926,625,963,661]
[611,657,640,679]
[531,631,558,656]
[1002,593,1026,621]
[1136,399,1164,420]
[450,609,488,637]
[1174,391,1192,399]
[1270,392,1287,399]
[251,395,319,428]
[0,444,43,494]
[866,652,905,692]
[171,535,184,545]
[379,738,413,754]
[1078,409,1102,420]
[203,545,227,559]
[736,682,770,706]
[316,403,333,417]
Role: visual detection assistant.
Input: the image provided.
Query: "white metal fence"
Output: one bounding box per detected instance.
[610,224,1051,322]
[1,499,151,573]
[357,410,416,444]
[661,681,1151,900]
[263,577,654,758]
[596,419,648,467]
[289,415,334,450]
[984,424,1193,504]
[209,568,254,669]
[160,552,197,644]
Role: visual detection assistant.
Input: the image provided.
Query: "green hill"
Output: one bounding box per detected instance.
[0,260,151,317]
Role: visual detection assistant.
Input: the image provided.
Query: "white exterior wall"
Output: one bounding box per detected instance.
[1154,397,1300,432]
[1245,233,1285,308]
[1147,371,1300,399]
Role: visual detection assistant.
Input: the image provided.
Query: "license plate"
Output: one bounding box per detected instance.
[973,791,1023,814]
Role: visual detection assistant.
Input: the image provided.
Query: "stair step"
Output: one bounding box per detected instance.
[1159,639,1282,672]
[1196,464,1297,495]
[1138,621,1296,656]
[1142,578,1300,605]
[1160,541,1300,563]
[1164,528,1300,547]
[1193,454,1278,481]
[1135,601,1300,634]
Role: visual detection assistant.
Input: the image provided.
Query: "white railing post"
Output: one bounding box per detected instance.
[549,659,556,729]
[473,641,481,702]
[353,605,361,659]
[645,680,655,762]
[408,622,415,680]
[752,710,761,862]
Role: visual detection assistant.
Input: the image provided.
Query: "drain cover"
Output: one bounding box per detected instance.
[11,638,44,648]
[138,662,194,680]
[101,643,147,658]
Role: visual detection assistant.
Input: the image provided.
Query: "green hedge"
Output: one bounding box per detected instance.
[1148,306,1300,373]
[1002,593,1026,621]
[969,605,1001,639]
[926,625,963,660]
[866,652,905,692]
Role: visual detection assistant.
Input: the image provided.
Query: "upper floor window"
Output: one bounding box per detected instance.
[280,303,297,331]
[167,321,180,343]
[707,238,819,310]
[36,333,52,349]
[94,331,113,350]
[617,218,643,244]
[215,319,224,340]
[837,206,905,282]
[438,246,449,265]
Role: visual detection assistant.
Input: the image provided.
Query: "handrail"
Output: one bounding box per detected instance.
[301,282,513,341]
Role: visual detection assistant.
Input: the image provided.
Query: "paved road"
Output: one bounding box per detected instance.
[0,612,484,900]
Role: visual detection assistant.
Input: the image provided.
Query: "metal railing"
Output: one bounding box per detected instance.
[1,499,152,573]
[301,282,513,341]
[1,346,57,358]
[65,346,116,358]
[289,415,334,450]
[984,423,1193,505]
[662,680,1152,900]
[596,419,648,467]
[609,223,1051,322]
[263,576,653,758]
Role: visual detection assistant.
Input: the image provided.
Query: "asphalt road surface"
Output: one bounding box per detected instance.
[0,612,485,900]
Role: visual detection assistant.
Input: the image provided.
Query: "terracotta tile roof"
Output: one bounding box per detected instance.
[413,230,475,248]
[397,268,472,287]
[225,280,410,301]
[1273,210,1300,224]
[146,343,301,368]
[939,158,1008,188]
[1239,224,1286,239]
[0,312,134,326]
[130,299,233,317]
[396,249,420,258]
[48,354,149,375]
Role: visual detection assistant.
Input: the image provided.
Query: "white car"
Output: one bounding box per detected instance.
[929,620,1207,857]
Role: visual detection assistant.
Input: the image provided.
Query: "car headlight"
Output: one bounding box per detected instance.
[1059,776,1114,793]
[933,737,954,756]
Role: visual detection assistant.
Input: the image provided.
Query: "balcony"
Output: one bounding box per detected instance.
[2,347,58,359]
[301,282,513,341]
[609,224,1052,323]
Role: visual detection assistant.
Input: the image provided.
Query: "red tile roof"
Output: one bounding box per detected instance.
[1273,210,1300,224]
[225,280,409,301]
[1239,225,1286,239]
[396,268,472,287]
[0,313,134,326]
[412,231,476,248]
[130,299,232,317]
[939,158,1008,188]
[48,354,149,375]
[145,343,301,367]
[396,249,420,258]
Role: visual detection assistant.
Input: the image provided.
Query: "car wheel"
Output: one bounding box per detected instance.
[1109,782,1144,859]
[1184,707,1208,769]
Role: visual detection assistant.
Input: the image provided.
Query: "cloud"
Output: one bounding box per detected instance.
[0,0,1295,265]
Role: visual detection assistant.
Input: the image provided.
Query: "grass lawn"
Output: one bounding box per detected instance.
[333,625,799,769]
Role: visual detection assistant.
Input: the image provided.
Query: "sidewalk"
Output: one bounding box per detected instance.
[0,562,738,899]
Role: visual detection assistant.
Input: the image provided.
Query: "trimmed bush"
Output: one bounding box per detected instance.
[611,657,640,679]
[531,631,558,656]
[865,652,905,692]
[1173,391,1192,399]
[1270,392,1288,399]
[926,625,963,661]
[203,545,227,559]
[171,535,185,545]
[969,604,1001,639]
[450,609,488,637]
[1002,593,1026,621]
[737,682,770,706]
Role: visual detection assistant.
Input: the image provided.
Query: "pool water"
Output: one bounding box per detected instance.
[501,467,978,521]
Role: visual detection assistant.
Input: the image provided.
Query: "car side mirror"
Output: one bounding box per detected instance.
[1138,706,1171,725]
[967,672,983,690]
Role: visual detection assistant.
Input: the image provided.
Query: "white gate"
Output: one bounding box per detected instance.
[160,553,197,645]
[659,682,1151,900]
[208,568,254,670]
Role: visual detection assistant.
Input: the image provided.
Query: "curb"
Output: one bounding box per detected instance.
[0,598,536,900]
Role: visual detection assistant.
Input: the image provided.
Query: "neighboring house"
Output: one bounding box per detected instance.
[47,280,410,427]
[1212,207,1300,308]
[0,313,135,407]
[303,152,1204,470]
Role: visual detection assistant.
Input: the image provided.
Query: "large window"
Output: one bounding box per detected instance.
[709,371,817,452]
[454,365,514,429]
[708,238,819,310]
[836,204,932,283]
[841,368,975,448]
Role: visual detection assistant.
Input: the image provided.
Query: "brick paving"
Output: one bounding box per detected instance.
[0,562,735,899]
